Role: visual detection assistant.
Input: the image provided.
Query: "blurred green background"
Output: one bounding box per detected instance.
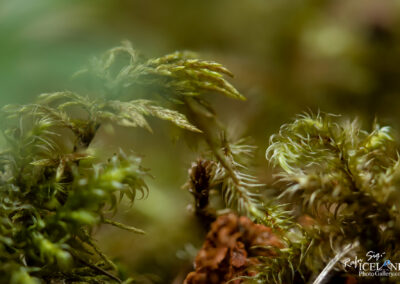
[2,0,400,282]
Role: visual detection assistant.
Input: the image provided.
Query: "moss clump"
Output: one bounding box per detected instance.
[0,42,243,283]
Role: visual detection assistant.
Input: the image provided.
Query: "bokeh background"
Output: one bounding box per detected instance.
[2,0,400,282]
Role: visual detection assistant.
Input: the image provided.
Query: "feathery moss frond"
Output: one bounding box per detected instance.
[100,99,201,132]
[213,139,264,217]
[79,41,245,101]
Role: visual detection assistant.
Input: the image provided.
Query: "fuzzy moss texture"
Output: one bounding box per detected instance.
[1,42,400,284]
[0,42,246,283]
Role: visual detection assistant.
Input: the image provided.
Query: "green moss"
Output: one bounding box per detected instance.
[0,42,243,283]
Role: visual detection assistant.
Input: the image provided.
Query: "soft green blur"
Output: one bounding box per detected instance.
[2,0,400,282]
